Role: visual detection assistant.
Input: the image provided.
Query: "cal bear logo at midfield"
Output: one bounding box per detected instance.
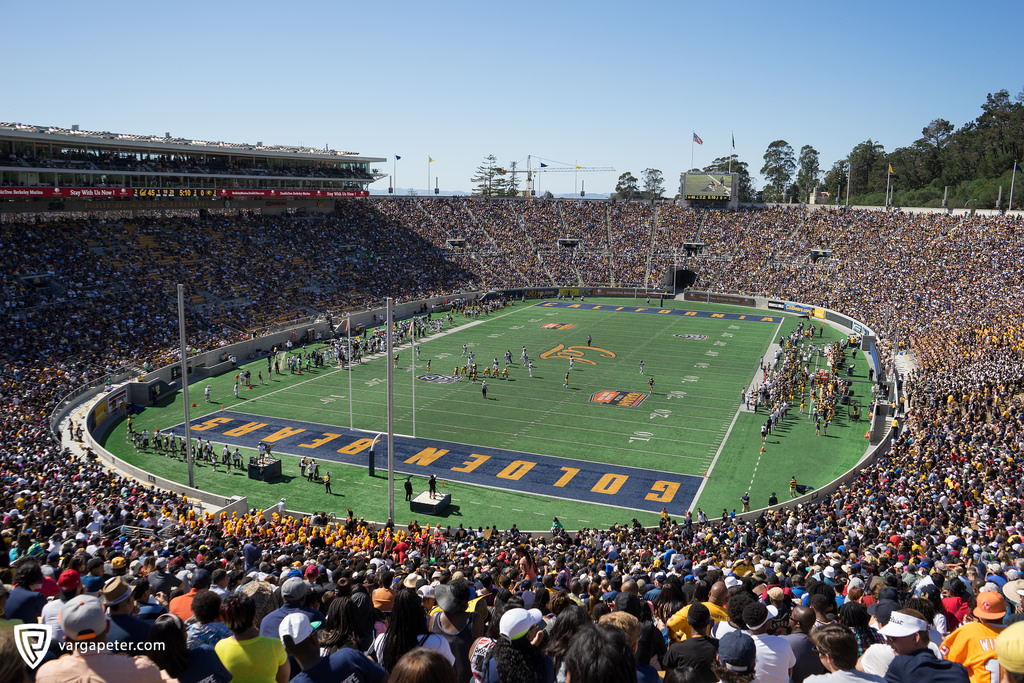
[590,390,648,407]
[417,374,461,384]
[673,334,709,341]
[541,323,577,330]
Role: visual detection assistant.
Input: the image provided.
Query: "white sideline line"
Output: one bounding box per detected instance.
[688,318,784,512]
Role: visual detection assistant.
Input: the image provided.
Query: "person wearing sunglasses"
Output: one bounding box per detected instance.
[878,609,968,683]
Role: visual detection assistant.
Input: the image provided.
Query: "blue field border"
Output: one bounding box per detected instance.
[533,300,782,323]
[170,411,703,514]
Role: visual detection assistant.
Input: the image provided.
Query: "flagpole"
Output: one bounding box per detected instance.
[846,164,851,207]
[729,131,734,174]
[347,314,353,431]
[427,158,430,198]
[1011,162,1018,212]
[885,166,891,210]
[691,134,695,172]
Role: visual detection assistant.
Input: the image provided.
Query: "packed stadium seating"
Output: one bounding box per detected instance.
[3,199,1024,681]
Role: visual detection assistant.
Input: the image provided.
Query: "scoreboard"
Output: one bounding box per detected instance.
[133,188,216,198]
[682,173,733,201]
[679,173,738,208]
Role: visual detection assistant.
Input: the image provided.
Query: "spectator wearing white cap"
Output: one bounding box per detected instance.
[880,609,969,683]
[280,611,386,683]
[481,607,553,682]
[745,601,794,683]
[36,595,163,683]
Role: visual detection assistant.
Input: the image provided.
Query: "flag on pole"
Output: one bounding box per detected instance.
[693,132,703,145]
[395,155,402,160]
[540,163,548,168]
[407,320,415,336]
[575,165,582,169]
[345,316,350,333]
[429,157,435,163]
[1016,162,1023,172]
[731,132,735,150]
[888,164,894,174]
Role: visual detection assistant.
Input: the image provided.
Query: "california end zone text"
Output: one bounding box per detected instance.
[180,412,703,514]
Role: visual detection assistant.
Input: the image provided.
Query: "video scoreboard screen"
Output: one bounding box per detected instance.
[683,173,733,201]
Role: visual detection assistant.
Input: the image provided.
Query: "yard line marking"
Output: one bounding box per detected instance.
[689,317,784,512]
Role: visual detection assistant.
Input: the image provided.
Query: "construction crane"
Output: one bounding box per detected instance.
[524,155,614,197]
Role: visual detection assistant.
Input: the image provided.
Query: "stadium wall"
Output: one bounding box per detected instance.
[128,293,482,396]
[67,381,250,516]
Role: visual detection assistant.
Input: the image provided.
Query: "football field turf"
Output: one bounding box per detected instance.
[104,298,871,530]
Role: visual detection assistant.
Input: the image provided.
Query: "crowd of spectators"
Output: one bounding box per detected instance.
[3,200,1024,681]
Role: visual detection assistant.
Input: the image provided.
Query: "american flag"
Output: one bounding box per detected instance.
[693,132,703,145]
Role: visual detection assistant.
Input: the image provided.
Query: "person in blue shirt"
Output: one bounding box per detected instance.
[281,612,385,683]
[880,609,969,683]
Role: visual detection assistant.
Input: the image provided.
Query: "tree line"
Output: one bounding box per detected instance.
[738,87,1024,207]
[473,88,1024,207]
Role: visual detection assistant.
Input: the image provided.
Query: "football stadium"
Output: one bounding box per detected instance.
[4,120,1024,681]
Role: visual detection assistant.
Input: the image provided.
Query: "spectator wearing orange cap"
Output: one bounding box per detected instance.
[941,591,1008,683]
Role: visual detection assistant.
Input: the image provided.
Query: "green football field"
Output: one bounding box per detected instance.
[104,298,871,530]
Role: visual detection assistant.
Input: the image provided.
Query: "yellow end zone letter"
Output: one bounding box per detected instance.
[190,417,233,431]
[645,481,680,503]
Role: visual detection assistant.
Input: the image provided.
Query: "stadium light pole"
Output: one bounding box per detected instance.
[177,284,194,489]
[347,314,353,431]
[411,318,416,438]
[386,298,395,523]
[836,162,843,205]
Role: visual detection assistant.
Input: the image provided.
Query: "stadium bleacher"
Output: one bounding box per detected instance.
[3,199,1024,680]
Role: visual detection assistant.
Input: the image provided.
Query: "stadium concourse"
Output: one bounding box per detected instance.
[3,201,1024,681]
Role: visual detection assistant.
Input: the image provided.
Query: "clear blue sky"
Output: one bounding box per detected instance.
[2,0,1019,197]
